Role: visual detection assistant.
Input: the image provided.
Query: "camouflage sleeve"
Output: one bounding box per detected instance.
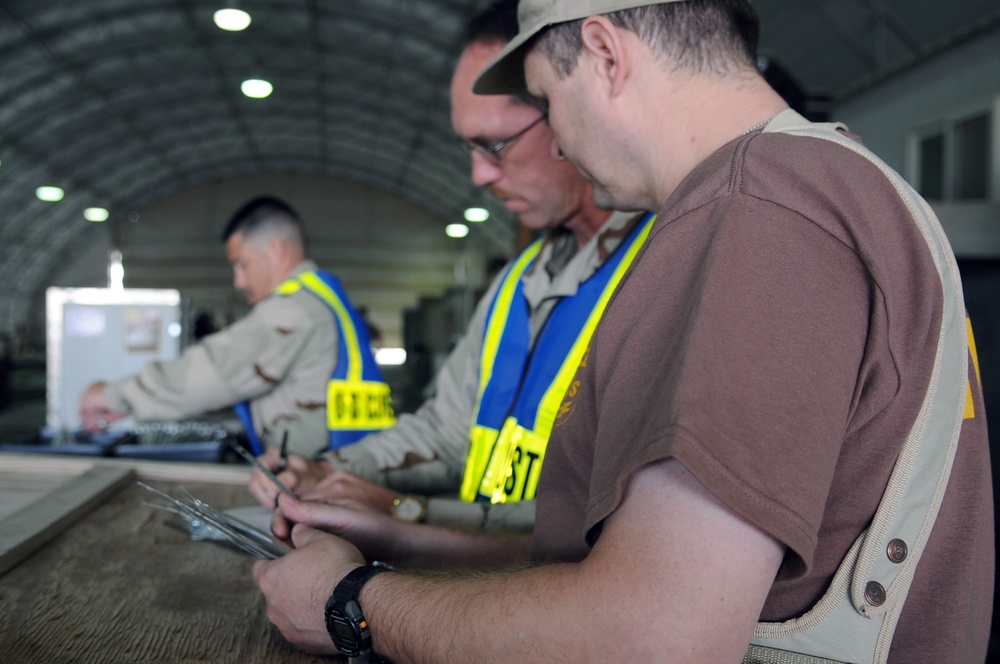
[104,294,326,422]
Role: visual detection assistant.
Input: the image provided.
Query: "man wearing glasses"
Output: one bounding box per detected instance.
[247,0,651,535]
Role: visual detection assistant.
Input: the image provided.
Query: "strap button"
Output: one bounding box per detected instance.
[887,539,908,564]
[865,581,887,607]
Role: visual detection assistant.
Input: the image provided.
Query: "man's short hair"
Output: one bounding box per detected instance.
[534,0,760,79]
[464,0,520,47]
[464,0,544,110]
[221,196,308,254]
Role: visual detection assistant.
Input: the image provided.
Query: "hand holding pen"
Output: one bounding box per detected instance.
[230,437,296,500]
[244,436,333,511]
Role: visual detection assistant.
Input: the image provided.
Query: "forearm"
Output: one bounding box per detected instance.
[356,461,783,664]
[364,562,587,663]
[392,529,531,570]
[257,463,781,663]
[105,348,239,421]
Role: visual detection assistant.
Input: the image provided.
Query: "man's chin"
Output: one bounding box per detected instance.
[517,214,556,232]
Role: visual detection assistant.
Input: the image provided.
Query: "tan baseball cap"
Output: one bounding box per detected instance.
[473,0,689,95]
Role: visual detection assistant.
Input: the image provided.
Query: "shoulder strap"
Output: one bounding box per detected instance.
[748,111,969,664]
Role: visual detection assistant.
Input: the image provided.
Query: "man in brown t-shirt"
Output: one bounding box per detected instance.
[251,2,992,662]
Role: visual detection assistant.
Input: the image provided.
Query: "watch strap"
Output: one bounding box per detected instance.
[325,562,395,662]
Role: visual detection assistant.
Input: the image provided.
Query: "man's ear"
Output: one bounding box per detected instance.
[266,236,288,268]
[579,16,631,98]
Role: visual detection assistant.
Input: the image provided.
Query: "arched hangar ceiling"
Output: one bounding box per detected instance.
[1,0,998,332]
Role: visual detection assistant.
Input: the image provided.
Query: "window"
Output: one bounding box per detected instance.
[912,110,992,202]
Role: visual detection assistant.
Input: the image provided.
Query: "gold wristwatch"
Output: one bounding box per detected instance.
[390,495,428,524]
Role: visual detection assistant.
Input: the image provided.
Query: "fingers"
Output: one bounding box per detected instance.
[286,452,313,474]
[299,472,399,513]
[289,523,323,548]
[271,502,294,543]
[257,447,282,470]
[277,494,359,534]
[248,468,279,508]
[251,558,270,586]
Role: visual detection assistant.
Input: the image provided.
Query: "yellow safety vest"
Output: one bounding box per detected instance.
[275,270,395,449]
[460,214,655,503]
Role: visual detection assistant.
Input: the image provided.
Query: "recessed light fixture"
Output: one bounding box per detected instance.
[84,207,109,222]
[464,207,489,223]
[375,348,407,366]
[36,186,64,202]
[446,223,469,238]
[241,78,273,99]
[214,8,251,31]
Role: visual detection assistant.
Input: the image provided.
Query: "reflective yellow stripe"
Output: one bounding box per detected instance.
[282,272,364,382]
[535,219,654,436]
[461,242,543,501]
[471,241,544,418]
[965,317,981,420]
[461,426,500,501]
[274,281,302,296]
[327,380,396,430]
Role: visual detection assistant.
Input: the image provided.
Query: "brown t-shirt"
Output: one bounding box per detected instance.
[534,126,993,663]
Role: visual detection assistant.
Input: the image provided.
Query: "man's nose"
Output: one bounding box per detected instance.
[469,150,503,187]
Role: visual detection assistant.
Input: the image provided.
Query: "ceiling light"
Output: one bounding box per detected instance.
[36,186,64,202]
[464,207,489,223]
[84,207,109,222]
[446,223,469,238]
[241,78,273,98]
[214,8,251,31]
[375,348,407,366]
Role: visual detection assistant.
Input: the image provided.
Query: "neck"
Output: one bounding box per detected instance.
[563,193,614,249]
[644,72,789,209]
[274,255,306,285]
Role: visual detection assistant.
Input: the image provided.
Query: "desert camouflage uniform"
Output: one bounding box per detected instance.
[104,260,338,457]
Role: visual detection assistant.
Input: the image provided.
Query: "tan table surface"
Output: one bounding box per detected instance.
[0,456,337,664]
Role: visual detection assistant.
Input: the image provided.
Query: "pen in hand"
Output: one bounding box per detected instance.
[276,431,289,474]
[228,438,295,499]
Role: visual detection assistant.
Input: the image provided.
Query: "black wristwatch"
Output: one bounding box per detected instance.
[325,562,395,662]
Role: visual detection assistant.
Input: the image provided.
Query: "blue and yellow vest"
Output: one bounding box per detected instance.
[459,213,655,504]
[236,269,395,454]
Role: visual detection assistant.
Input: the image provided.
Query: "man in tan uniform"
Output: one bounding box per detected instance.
[79,196,371,457]
[247,0,646,533]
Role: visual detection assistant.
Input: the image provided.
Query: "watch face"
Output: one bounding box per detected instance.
[392,496,425,523]
[328,599,369,657]
[332,619,360,645]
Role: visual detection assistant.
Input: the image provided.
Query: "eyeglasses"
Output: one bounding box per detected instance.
[461,112,548,163]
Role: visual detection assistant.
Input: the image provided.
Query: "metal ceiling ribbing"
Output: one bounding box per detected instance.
[753,0,1000,100]
[1,0,998,336]
[0,0,511,332]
